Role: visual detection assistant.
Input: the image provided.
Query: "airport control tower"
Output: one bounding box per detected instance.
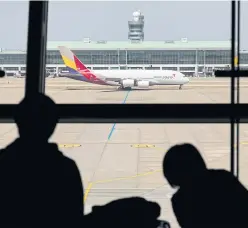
[128,10,144,42]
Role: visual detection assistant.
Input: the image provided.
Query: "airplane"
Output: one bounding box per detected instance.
[58,46,189,90]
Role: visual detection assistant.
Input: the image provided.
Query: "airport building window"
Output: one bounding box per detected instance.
[118,50,127,65]
[240,53,248,64]
[204,50,231,64]
[178,51,196,64]
[127,51,145,64]
[92,67,108,70]
[73,50,119,65]
[162,67,178,71]
[145,67,160,70]
[4,67,19,71]
[180,67,195,71]
[0,54,26,64]
[1,49,248,67]
[46,51,63,64]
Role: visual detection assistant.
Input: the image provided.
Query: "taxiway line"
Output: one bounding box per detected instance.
[83,141,248,202]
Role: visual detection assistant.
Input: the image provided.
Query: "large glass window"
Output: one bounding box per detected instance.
[45,1,231,103]
[0,1,28,103]
[203,50,231,64]
[239,3,248,103]
[0,54,26,65]
[0,1,246,227]
[239,125,248,188]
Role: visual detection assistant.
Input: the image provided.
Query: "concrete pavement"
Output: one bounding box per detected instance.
[0,79,248,227]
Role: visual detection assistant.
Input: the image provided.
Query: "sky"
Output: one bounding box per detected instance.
[0,1,248,49]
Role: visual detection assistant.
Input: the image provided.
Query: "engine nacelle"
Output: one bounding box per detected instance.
[122,79,135,88]
[137,80,150,88]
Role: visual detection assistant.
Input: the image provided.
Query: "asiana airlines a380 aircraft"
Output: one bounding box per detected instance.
[58,46,189,90]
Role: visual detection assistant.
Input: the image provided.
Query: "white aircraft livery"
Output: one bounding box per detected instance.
[58,46,190,90]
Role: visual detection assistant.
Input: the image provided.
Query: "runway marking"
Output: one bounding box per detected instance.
[84,141,248,202]
[108,123,116,140]
[131,144,156,148]
[131,144,165,151]
[58,144,81,148]
[84,170,162,202]
[122,90,130,104]
[83,168,162,203]
[94,169,162,184]
[85,91,132,202]
[131,142,248,151]
[107,91,130,140]
[84,182,93,202]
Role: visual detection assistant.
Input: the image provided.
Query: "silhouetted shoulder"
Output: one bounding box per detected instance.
[208,169,245,184]
[53,150,84,225]
[208,169,234,177]
[58,152,83,188]
[0,148,7,159]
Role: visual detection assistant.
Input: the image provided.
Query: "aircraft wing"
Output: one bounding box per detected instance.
[102,77,122,82]
[98,74,153,82]
[96,74,123,82]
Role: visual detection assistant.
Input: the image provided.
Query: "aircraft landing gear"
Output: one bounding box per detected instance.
[117,86,131,90]
[179,85,183,90]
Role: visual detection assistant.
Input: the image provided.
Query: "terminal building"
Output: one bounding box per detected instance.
[1,10,248,77]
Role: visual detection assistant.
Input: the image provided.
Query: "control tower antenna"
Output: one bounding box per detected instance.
[128,10,144,42]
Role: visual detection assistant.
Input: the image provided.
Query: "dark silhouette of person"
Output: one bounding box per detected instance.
[0,93,84,227]
[0,69,5,77]
[163,143,248,228]
[85,197,170,228]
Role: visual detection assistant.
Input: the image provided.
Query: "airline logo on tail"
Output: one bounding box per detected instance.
[58,46,105,84]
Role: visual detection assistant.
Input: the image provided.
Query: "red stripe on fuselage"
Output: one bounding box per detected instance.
[73,54,107,85]
[76,70,107,85]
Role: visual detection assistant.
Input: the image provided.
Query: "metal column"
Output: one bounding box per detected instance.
[230,0,240,177]
[25,1,49,96]
[236,0,241,178]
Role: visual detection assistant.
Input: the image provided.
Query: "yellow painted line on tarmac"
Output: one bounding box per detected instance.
[58,144,81,148]
[131,144,155,148]
[131,144,165,151]
[83,169,162,203]
[95,169,162,185]
[233,142,248,148]
[84,182,93,203]
[84,141,248,203]
[132,142,248,151]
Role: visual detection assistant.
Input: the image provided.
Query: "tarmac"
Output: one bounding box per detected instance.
[1,77,248,227]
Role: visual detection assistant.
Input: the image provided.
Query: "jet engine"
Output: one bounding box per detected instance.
[137,80,150,88]
[122,79,135,88]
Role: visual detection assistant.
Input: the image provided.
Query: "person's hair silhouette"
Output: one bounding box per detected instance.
[0,70,5,77]
[163,143,207,188]
[163,143,248,228]
[0,93,84,227]
[14,94,58,143]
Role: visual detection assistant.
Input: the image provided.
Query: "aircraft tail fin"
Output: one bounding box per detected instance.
[58,46,90,73]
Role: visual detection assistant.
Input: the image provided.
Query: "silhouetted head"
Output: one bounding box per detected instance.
[163,143,207,188]
[14,93,58,143]
[0,70,5,78]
